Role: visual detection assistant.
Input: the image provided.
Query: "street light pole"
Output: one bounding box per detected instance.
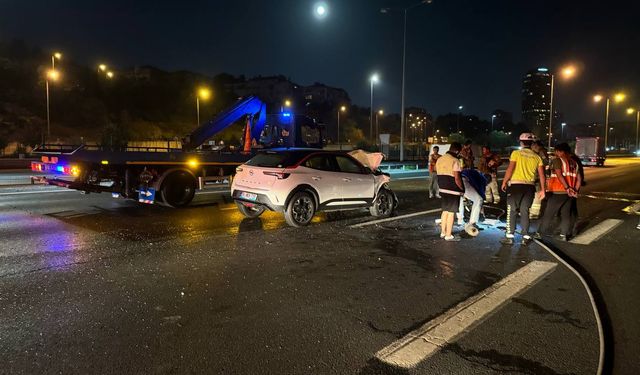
[636,111,639,151]
[370,79,374,142]
[196,96,201,126]
[399,8,408,161]
[605,98,610,149]
[547,74,555,149]
[491,114,496,132]
[46,79,51,137]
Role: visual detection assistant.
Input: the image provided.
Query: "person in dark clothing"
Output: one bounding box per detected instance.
[569,152,585,235]
[536,143,582,241]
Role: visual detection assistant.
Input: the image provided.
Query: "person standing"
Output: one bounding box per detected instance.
[500,133,546,245]
[529,140,548,219]
[478,146,503,204]
[569,151,585,235]
[536,143,581,241]
[436,142,464,241]
[428,146,442,199]
[459,140,474,169]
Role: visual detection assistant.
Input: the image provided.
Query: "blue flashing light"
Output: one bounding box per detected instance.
[56,165,65,172]
[537,67,549,72]
[282,112,291,117]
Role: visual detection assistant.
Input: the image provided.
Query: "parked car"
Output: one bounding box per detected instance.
[231,148,397,227]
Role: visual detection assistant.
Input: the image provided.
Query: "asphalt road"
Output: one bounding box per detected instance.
[0,158,638,374]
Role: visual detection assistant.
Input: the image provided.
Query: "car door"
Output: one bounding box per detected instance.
[334,155,375,202]
[299,154,343,205]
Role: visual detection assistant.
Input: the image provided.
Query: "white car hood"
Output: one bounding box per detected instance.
[348,150,384,169]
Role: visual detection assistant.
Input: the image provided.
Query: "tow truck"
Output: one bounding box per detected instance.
[31,96,323,207]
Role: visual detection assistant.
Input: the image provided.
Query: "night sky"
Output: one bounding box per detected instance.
[1,0,639,124]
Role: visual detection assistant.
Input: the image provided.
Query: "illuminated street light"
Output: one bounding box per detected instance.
[98,64,107,72]
[457,105,464,133]
[561,65,576,79]
[45,69,61,138]
[337,105,347,150]
[561,122,567,140]
[51,52,62,69]
[375,109,384,147]
[593,92,626,149]
[106,71,114,79]
[546,64,579,148]
[614,93,626,103]
[314,2,328,19]
[284,99,292,107]
[626,107,639,151]
[370,74,379,142]
[196,87,212,125]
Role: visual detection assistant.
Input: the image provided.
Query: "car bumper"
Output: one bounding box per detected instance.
[232,189,284,212]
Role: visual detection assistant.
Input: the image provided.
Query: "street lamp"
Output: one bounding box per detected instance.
[376,109,384,147]
[457,105,463,133]
[51,52,62,69]
[381,0,432,161]
[98,64,107,72]
[314,2,328,19]
[491,114,496,132]
[561,122,567,140]
[593,92,625,149]
[45,69,60,138]
[546,64,578,148]
[106,71,114,79]
[196,87,211,125]
[337,105,347,150]
[369,74,379,143]
[284,99,292,108]
[626,107,639,152]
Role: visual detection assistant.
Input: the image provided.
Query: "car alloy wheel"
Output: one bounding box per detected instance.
[292,196,314,223]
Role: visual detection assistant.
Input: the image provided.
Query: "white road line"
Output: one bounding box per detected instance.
[583,194,639,203]
[349,208,441,228]
[0,189,74,196]
[570,218,623,245]
[375,260,557,369]
[623,202,640,214]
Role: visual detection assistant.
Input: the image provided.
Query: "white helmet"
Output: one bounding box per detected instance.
[519,132,538,141]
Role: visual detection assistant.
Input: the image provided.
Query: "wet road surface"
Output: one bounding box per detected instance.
[1,159,638,374]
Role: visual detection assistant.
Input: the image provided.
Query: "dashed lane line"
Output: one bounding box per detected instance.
[375,260,558,369]
[570,219,624,245]
[349,208,441,228]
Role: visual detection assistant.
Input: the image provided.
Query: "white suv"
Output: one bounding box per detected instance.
[231,149,397,227]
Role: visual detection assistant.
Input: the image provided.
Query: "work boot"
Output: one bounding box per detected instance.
[500,236,514,245]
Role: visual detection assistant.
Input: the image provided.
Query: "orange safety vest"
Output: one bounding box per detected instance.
[547,157,579,192]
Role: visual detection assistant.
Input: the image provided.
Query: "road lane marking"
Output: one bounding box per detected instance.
[583,194,640,203]
[375,260,557,369]
[591,191,640,197]
[349,208,441,228]
[570,219,623,245]
[623,202,640,214]
[0,189,74,196]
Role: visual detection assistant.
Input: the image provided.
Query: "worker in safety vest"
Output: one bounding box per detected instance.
[535,143,582,241]
[500,133,546,245]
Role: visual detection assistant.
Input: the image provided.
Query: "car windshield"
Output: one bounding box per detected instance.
[245,151,305,168]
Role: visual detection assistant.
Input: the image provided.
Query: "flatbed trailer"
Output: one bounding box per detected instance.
[31,96,323,207]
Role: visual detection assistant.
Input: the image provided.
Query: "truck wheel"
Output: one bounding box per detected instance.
[370,188,394,218]
[160,170,196,208]
[236,201,265,218]
[284,191,316,227]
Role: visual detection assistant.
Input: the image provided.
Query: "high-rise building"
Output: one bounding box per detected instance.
[521,68,552,137]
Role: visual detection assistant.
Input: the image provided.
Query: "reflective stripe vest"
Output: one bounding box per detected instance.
[547,157,579,192]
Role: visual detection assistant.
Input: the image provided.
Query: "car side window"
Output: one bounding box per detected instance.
[335,156,364,174]
[304,155,335,172]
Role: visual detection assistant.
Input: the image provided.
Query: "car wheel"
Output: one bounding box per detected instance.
[370,188,394,218]
[284,191,316,227]
[236,201,265,218]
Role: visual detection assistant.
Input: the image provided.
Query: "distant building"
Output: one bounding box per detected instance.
[522,68,552,137]
[227,75,300,110]
[303,83,350,106]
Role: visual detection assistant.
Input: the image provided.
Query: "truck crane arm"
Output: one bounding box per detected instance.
[183,95,266,150]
